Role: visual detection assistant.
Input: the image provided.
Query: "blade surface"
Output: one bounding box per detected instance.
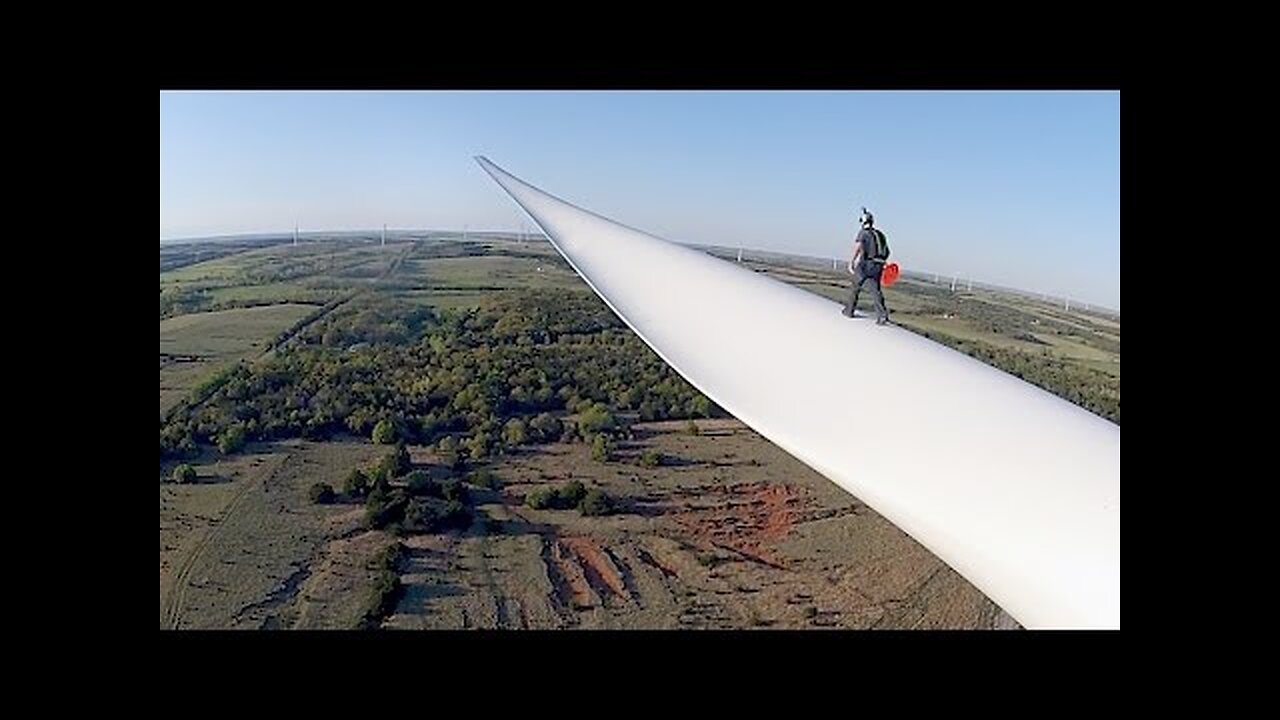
[476,156,1119,629]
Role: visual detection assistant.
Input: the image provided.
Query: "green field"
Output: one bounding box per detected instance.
[414,254,581,297]
[205,283,338,306]
[159,304,316,416]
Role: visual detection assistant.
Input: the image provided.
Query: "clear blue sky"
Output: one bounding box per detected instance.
[160,91,1120,309]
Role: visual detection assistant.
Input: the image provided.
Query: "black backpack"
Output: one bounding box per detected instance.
[867,228,890,261]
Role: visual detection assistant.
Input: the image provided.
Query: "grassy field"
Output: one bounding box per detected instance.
[160,241,407,318]
[204,282,339,306]
[160,439,391,629]
[412,254,581,301]
[159,304,316,416]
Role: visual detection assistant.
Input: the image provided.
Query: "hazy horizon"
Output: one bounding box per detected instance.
[160,91,1120,309]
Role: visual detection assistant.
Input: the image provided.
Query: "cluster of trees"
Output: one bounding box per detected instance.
[337,446,476,534]
[359,542,406,630]
[467,469,501,490]
[302,445,483,538]
[526,480,587,510]
[159,286,216,319]
[160,289,720,461]
[302,295,436,351]
[264,295,351,351]
[525,480,614,516]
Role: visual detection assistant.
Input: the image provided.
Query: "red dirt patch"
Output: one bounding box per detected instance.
[561,537,632,604]
[546,539,595,610]
[670,482,812,567]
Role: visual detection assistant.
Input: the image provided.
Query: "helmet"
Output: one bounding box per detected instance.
[859,207,874,227]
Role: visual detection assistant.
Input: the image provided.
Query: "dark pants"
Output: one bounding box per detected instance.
[844,262,889,321]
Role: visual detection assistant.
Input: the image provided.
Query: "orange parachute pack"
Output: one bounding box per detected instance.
[881,262,900,287]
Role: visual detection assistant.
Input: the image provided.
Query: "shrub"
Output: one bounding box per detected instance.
[557,480,587,507]
[359,542,407,628]
[367,465,390,493]
[217,425,246,455]
[365,487,408,530]
[440,479,469,503]
[560,422,580,444]
[526,487,556,510]
[171,463,196,484]
[343,468,370,498]
[579,489,612,516]
[441,500,472,530]
[404,497,441,532]
[578,402,617,436]
[591,434,613,462]
[503,418,528,446]
[529,412,562,443]
[405,470,435,496]
[372,419,397,445]
[528,480,589,510]
[371,542,406,573]
[378,444,411,479]
[309,482,336,504]
[466,469,501,490]
[436,436,462,469]
[689,396,712,418]
[465,432,493,461]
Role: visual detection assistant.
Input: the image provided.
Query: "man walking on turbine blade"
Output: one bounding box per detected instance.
[843,207,891,325]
